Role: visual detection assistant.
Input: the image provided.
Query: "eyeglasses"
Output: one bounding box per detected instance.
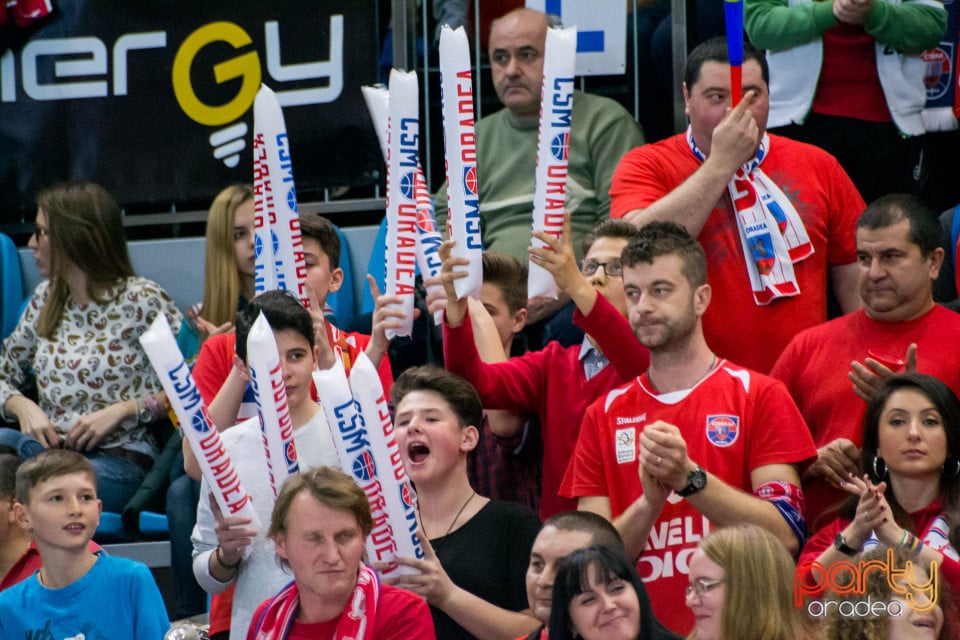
[685,578,724,600]
[581,258,622,277]
[32,225,48,239]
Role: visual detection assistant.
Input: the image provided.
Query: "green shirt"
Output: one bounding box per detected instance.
[745,0,946,55]
[434,91,644,264]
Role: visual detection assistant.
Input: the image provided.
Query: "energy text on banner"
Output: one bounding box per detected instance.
[313,362,399,567]
[246,313,300,498]
[363,85,444,324]
[384,70,419,338]
[139,316,261,539]
[253,83,310,307]
[349,353,424,574]
[438,25,483,300]
[529,26,577,300]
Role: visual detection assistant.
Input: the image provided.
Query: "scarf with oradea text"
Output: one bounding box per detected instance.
[248,563,381,640]
[687,128,813,305]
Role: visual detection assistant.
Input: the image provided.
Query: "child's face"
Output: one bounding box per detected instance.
[274,328,318,413]
[395,390,477,487]
[479,282,526,353]
[584,236,630,317]
[233,199,257,279]
[302,237,344,306]
[15,472,101,552]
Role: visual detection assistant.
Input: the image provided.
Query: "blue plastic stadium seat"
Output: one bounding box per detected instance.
[139,511,170,537]
[360,217,389,315]
[95,511,126,540]
[326,224,356,329]
[1,233,25,340]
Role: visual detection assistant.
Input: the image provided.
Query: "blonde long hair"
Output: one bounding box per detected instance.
[199,184,254,328]
[690,525,809,640]
[35,182,134,338]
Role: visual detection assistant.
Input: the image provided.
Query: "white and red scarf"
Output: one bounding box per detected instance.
[249,564,381,640]
[687,128,813,305]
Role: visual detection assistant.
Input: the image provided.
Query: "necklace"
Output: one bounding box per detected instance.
[423,491,476,542]
[647,354,717,393]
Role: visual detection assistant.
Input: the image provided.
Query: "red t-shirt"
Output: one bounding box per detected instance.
[0,541,102,592]
[192,328,393,409]
[812,23,890,122]
[561,361,816,634]
[610,133,863,373]
[246,583,435,640]
[770,305,960,527]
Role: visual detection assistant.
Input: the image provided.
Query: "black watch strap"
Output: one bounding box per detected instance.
[677,466,707,497]
[833,533,858,557]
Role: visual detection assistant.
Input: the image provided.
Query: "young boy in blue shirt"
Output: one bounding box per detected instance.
[0,449,169,638]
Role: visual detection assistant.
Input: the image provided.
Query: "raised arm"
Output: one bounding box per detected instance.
[464,297,530,439]
[529,212,599,315]
[620,94,761,236]
[364,274,405,369]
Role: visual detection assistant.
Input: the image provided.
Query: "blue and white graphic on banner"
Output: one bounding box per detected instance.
[526,0,626,74]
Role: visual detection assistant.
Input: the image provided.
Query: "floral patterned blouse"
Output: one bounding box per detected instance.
[0,276,182,453]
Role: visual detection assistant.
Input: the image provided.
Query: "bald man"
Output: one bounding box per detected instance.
[434,8,644,336]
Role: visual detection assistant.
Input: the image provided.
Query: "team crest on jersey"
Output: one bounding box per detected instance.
[706,414,739,447]
[615,427,636,464]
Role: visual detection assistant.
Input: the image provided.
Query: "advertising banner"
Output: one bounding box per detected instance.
[0,0,380,222]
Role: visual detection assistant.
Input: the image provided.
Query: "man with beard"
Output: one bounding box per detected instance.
[560,221,816,635]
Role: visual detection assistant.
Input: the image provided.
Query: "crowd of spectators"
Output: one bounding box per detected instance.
[2,3,959,638]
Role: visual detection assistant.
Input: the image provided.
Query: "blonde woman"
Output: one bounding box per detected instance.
[177,184,255,359]
[687,525,810,640]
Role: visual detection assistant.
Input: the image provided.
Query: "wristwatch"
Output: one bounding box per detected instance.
[677,466,707,497]
[136,397,153,425]
[833,533,858,557]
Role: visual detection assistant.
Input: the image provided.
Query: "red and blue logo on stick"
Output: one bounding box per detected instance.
[724,0,744,106]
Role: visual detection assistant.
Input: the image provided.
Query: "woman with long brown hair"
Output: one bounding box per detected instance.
[799,373,960,598]
[0,182,181,512]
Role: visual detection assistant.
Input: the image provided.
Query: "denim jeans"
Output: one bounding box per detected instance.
[167,452,207,619]
[0,427,146,513]
[0,427,46,458]
[85,450,147,514]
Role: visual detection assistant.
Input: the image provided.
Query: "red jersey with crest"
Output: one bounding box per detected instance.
[560,360,816,634]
